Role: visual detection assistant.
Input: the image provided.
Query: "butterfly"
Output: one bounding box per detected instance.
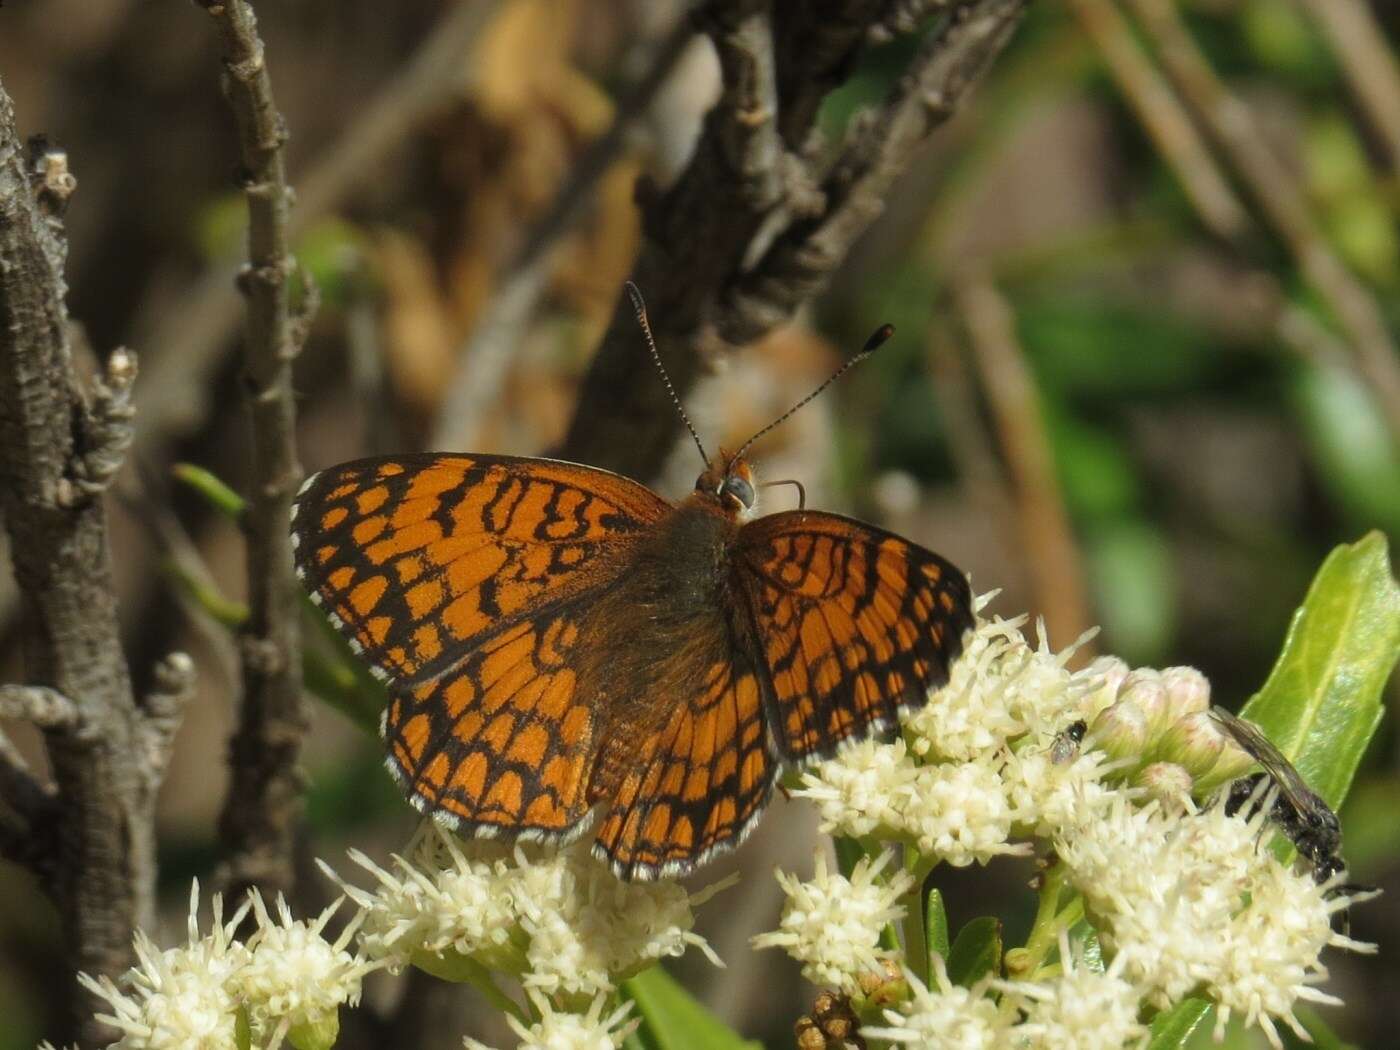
[291,286,974,880]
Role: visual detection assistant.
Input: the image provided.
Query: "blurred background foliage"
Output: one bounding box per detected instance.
[1,0,1397,1046]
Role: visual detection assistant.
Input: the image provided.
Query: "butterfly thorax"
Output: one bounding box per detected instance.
[578,494,746,800]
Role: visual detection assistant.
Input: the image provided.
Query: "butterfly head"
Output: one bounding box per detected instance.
[696,453,757,520]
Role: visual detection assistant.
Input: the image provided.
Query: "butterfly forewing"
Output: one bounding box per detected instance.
[734,510,974,759]
[291,454,669,684]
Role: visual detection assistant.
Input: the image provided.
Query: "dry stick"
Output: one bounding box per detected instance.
[1066,0,1249,241]
[724,0,1030,340]
[198,0,309,900]
[129,0,505,467]
[562,0,1030,478]
[0,85,167,1046]
[430,11,698,451]
[955,276,1097,657]
[1123,0,1400,440]
[1294,0,1400,174]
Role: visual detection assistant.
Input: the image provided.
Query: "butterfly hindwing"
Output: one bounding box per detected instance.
[733,510,973,760]
[382,607,598,840]
[592,649,775,880]
[291,454,670,684]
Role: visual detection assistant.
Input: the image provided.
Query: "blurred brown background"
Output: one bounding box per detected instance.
[1,0,1397,1046]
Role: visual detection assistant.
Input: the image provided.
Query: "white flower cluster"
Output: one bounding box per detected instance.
[321,821,728,1003]
[463,990,638,1050]
[763,596,1375,1050]
[1056,790,1374,1047]
[860,937,1148,1050]
[794,604,1123,867]
[752,851,913,992]
[75,881,371,1050]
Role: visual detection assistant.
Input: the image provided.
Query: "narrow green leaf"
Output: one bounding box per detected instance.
[1239,532,1400,807]
[925,887,950,962]
[1296,1005,1359,1050]
[622,966,760,1050]
[1147,998,1212,1050]
[946,916,1002,986]
[174,462,245,520]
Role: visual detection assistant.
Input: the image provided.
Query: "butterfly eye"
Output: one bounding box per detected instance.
[721,475,755,509]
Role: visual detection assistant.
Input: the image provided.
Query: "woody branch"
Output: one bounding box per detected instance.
[560,0,1030,480]
[0,81,190,1046]
[196,0,313,901]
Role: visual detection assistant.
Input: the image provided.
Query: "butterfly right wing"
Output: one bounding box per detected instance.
[292,453,671,839]
[733,510,974,761]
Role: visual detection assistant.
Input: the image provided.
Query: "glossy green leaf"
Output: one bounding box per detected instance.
[622,966,760,1050]
[946,916,1002,986]
[1147,998,1212,1050]
[1239,532,1400,807]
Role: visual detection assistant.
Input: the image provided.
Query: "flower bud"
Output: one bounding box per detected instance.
[1080,655,1131,714]
[1137,761,1194,807]
[1089,701,1148,769]
[1116,671,1172,740]
[1160,666,1211,715]
[1155,711,1224,778]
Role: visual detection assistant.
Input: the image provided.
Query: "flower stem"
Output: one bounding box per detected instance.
[459,957,528,1024]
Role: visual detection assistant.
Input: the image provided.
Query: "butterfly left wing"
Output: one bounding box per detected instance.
[732,510,973,760]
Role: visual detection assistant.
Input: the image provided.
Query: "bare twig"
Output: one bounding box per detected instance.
[197,0,309,900]
[724,0,1032,342]
[955,276,1096,657]
[1294,0,1400,174]
[431,10,698,450]
[0,685,83,730]
[1067,0,1249,240]
[562,0,1029,478]
[1123,0,1400,439]
[130,0,506,466]
[0,80,159,1045]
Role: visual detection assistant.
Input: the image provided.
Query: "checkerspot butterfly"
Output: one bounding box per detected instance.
[292,288,973,879]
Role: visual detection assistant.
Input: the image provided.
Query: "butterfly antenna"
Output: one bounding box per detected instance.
[733,323,895,462]
[625,281,710,468]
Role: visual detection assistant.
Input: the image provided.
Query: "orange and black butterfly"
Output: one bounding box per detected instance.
[291,286,973,880]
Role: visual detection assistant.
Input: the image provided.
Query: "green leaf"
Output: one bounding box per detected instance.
[174,462,245,520]
[1147,998,1212,1050]
[946,917,1002,986]
[622,966,760,1050]
[1239,532,1400,807]
[925,887,950,962]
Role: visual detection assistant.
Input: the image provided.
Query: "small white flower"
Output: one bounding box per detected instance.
[76,881,249,1050]
[752,850,912,992]
[1001,737,1121,838]
[463,989,637,1050]
[235,890,375,1050]
[1002,933,1147,1049]
[794,737,919,839]
[862,956,1009,1048]
[900,760,1028,867]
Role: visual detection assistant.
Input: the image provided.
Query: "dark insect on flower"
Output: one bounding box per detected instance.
[1210,708,1373,932]
[1049,719,1087,765]
[1209,709,1343,877]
